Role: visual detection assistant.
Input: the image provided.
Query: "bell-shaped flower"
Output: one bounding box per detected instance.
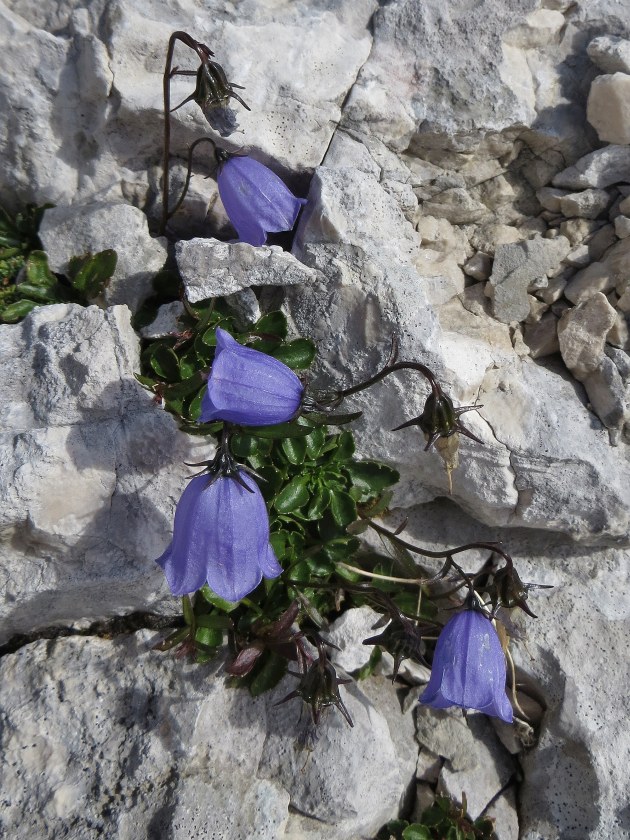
[156,470,282,602]
[200,328,304,426]
[420,608,513,723]
[217,152,306,246]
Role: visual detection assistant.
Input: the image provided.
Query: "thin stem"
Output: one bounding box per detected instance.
[160,31,215,235]
[337,561,430,586]
[339,361,442,400]
[506,645,529,720]
[168,137,217,220]
[367,519,512,566]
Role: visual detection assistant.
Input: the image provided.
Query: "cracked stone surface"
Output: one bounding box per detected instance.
[0,631,407,840]
[0,303,205,645]
[2,0,630,837]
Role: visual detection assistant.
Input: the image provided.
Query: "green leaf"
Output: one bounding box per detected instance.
[252,310,287,340]
[1,299,40,322]
[304,427,326,460]
[402,826,433,840]
[329,490,357,528]
[329,431,355,462]
[195,626,224,647]
[148,344,181,382]
[304,410,363,426]
[356,646,382,680]
[345,461,400,497]
[247,421,312,439]
[249,651,288,696]
[281,436,307,465]
[163,371,206,400]
[199,585,239,612]
[69,249,117,297]
[24,251,57,287]
[13,282,62,303]
[182,596,195,626]
[305,487,331,520]
[195,613,232,630]
[271,338,316,370]
[274,475,310,513]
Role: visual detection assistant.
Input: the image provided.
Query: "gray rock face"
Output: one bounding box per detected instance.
[287,165,630,542]
[0,631,409,840]
[0,0,376,213]
[39,203,167,313]
[176,238,316,301]
[487,235,571,323]
[0,304,205,644]
[587,34,630,74]
[553,145,630,190]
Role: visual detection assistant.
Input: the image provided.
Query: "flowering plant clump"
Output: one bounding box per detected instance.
[133,26,551,832]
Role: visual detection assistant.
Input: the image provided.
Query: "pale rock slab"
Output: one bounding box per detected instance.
[139,300,186,339]
[0,303,205,644]
[563,261,615,304]
[582,356,628,431]
[553,145,630,190]
[559,188,610,219]
[176,238,316,302]
[415,708,516,820]
[614,215,630,238]
[557,292,617,379]
[587,34,630,74]
[39,203,167,313]
[259,677,408,839]
[587,72,630,145]
[487,235,571,323]
[0,0,377,212]
[504,8,565,49]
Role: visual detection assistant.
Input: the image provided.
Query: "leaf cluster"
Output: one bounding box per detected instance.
[377,795,495,840]
[0,204,118,323]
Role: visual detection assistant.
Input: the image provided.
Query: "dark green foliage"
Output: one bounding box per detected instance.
[0,203,118,323]
[376,795,496,840]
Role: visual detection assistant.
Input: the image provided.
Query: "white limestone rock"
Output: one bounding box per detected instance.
[487,235,571,323]
[559,188,611,219]
[563,262,615,305]
[0,0,376,213]
[552,145,630,190]
[287,166,630,543]
[415,708,516,820]
[139,300,186,339]
[0,304,205,644]
[587,72,630,145]
[587,34,630,75]
[176,238,316,302]
[557,292,617,379]
[614,215,630,238]
[39,203,167,313]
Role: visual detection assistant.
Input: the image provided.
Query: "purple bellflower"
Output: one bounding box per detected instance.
[216,151,306,246]
[200,327,304,426]
[157,470,282,602]
[420,607,513,723]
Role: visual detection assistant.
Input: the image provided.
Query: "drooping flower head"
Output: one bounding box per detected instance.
[420,606,513,723]
[216,150,306,246]
[200,327,304,426]
[157,470,282,602]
